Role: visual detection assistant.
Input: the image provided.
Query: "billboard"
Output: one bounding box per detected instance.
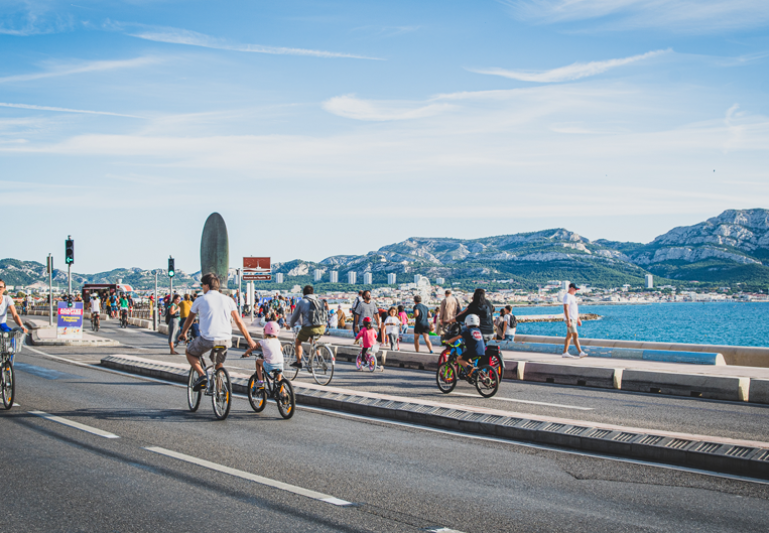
[57,302,84,339]
[243,257,271,281]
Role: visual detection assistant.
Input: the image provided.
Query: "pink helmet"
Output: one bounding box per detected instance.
[263,321,280,336]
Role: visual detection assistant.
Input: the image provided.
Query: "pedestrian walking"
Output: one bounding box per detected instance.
[504,305,517,342]
[167,294,181,355]
[397,305,408,335]
[412,295,433,353]
[438,289,459,334]
[455,288,495,342]
[384,307,401,351]
[563,283,588,358]
[337,305,347,329]
[352,290,380,335]
[175,294,193,346]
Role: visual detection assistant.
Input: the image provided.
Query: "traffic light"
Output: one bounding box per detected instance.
[168,257,175,278]
[65,237,74,265]
[67,294,73,308]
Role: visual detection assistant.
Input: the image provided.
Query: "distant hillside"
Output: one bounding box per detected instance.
[4,209,767,292]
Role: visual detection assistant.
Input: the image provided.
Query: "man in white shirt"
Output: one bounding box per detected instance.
[0,279,27,334]
[562,283,587,358]
[179,273,257,390]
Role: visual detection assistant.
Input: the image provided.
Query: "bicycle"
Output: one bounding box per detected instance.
[186,345,232,420]
[247,356,296,419]
[91,312,100,332]
[437,326,504,378]
[436,341,500,398]
[120,309,128,329]
[355,343,379,372]
[282,328,335,386]
[0,328,25,410]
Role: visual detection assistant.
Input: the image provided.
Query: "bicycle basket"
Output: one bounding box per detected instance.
[1,329,24,355]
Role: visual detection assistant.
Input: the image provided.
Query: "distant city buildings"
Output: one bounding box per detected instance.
[363,272,373,284]
[562,280,570,291]
[646,274,654,289]
[347,272,356,284]
[436,277,445,285]
[330,271,338,283]
[275,273,284,284]
[387,273,396,284]
[313,269,322,282]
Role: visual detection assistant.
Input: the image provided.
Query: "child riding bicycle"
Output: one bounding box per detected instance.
[355,316,385,370]
[443,314,486,378]
[244,321,284,388]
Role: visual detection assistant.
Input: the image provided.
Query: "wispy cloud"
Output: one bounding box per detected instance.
[502,0,769,32]
[0,57,161,84]
[123,25,382,60]
[469,49,669,83]
[0,1,74,36]
[322,94,454,121]
[0,103,142,119]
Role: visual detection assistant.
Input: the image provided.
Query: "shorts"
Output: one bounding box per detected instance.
[297,325,325,342]
[262,361,284,375]
[187,336,232,364]
[414,324,429,335]
[566,320,578,334]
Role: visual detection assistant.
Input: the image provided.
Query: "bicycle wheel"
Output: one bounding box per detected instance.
[95,317,100,332]
[275,378,295,420]
[186,369,201,412]
[212,368,232,420]
[310,345,334,386]
[438,348,450,367]
[282,343,299,380]
[355,351,364,370]
[436,361,457,394]
[475,365,500,398]
[2,361,15,409]
[488,353,503,378]
[367,352,377,373]
[247,374,267,413]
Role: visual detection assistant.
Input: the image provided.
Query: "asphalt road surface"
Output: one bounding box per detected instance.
[2,320,767,531]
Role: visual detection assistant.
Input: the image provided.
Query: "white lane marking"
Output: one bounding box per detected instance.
[428,529,467,533]
[13,403,20,407]
[25,348,769,487]
[29,410,120,439]
[451,392,593,411]
[144,446,353,506]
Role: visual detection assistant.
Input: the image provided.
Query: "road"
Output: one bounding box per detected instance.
[3,321,768,531]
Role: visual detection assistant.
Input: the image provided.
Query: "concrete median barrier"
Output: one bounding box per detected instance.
[621,370,749,401]
[521,362,618,389]
[749,379,769,404]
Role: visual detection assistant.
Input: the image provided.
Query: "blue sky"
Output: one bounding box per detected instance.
[1,0,768,274]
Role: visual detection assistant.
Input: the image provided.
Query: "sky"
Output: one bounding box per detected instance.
[1,0,768,274]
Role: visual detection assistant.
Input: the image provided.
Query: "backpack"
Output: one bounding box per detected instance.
[164,305,172,325]
[509,314,517,328]
[307,297,328,327]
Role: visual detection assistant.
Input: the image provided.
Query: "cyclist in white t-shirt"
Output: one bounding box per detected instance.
[0,279,27,334]
[178,273,257,391]
[562,283,587,359]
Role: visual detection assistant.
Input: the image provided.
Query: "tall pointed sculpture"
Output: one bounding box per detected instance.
[200,213,229,289]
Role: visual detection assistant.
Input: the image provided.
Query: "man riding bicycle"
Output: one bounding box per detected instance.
[178,273,256,391]
[288,285,326,369]
[90,294,101,325]
[0,279,27,335]
[119,294,130,324]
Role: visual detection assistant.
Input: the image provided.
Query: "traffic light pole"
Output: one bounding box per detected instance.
[153,270,158,331]
[48,253,53,326]
[67,263,72,299]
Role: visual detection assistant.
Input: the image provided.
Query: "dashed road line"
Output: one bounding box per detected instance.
[451,392,593,410]
[29,410,120,439]
[144,446,353,506]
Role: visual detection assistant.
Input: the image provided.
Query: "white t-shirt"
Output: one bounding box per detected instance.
[91,299,100,313]
[259,337,283,364]
[563,293,579,322]
[190,290,238,341]
[384,316,401,335]
[327,314,337,329]
[0,295,13,324]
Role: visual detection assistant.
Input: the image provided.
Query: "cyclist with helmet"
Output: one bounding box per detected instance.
[444,314,486,377]
[244,320,284,388]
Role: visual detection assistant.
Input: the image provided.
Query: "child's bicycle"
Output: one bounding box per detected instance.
[355,343,381,372]
[436,341,500,398]
[186,345,232,420]
[0,328,25,410]
[437,323,504,378]
[247,356,296,420]
[282,328,335,386]
[91,312,100,332]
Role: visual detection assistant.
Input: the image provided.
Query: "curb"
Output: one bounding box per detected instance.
[100,354,769,479]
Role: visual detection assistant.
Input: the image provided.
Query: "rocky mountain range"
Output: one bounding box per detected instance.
[3,209,768,291]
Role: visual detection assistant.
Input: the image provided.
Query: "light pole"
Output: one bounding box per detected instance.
[153,270,158,331]
[236,268,242,315]
[47,254,53,326]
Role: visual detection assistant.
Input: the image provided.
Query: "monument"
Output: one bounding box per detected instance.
[201,212,230,291]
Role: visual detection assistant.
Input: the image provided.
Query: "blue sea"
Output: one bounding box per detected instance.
[509,301,769,348]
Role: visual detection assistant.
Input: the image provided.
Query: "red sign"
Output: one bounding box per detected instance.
[243,257,271,281]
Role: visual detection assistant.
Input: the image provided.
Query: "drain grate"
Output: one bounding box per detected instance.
[754,450,769,462]
[484,415,504,424]
[463,413,484,422]
[375,400,393,408]
[432,408,452,417]
[520,420,543,430]
[666,439,693,450]
[693,442,722,454]
[613,432,638,443]
[359,397,378,405]
[401,403,420,412]
[544,423,566,432]
[589,429,612,439]
[565,426,588,436]
[414,405,433,414]
[639,435,664,445]
[389,402,405,410]
[502,417,523,426]
[725,446,754,458]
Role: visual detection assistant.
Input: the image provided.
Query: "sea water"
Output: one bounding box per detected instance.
[509,301,769,348]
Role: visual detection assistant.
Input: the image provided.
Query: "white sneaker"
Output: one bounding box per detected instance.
[562,352,577,358]
[579,351,588,358]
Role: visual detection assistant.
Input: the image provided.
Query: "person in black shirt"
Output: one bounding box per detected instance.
[445,314,486,377]
[412,295,433,353]
[455,288,495,341]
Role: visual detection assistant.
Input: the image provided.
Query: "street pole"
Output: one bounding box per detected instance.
[237,268,242,316]
[249,281,254,322]
[154,270,158,331]
[48,253,53,326]
[67,234,72,299]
